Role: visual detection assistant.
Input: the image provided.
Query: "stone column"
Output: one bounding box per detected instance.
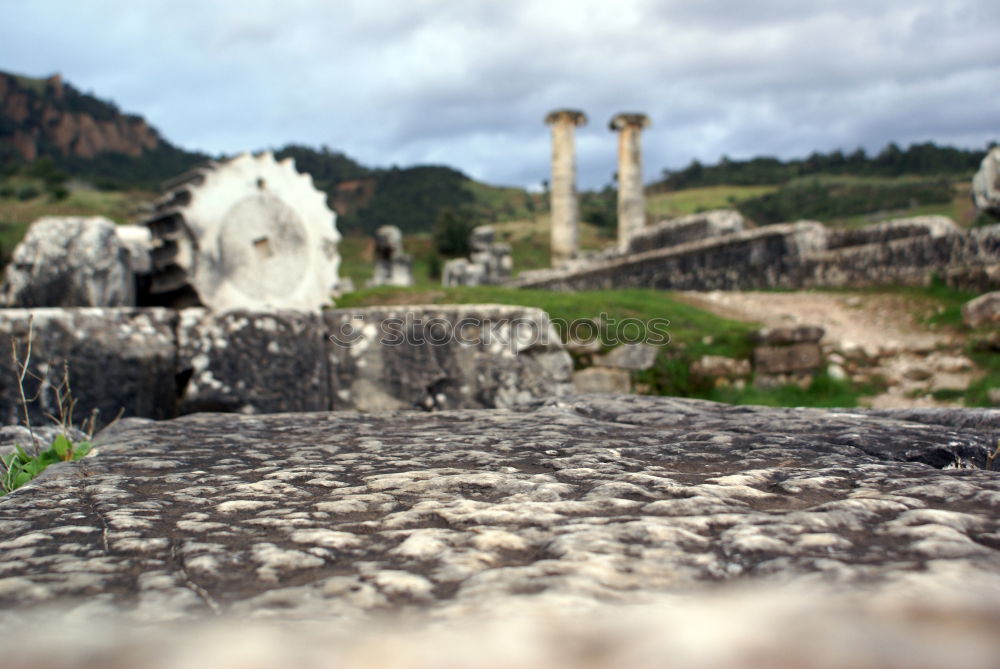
[545,109,587,267]
[610,113,650,252]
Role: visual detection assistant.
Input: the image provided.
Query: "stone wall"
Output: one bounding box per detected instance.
[0,305,572,426]
[514,219,1000,292]
[626,209,745,255]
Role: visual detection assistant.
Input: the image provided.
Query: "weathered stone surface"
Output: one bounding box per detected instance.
[0,395,997,632]
[592,342,659,370]
[444,226,512,287]
[690,354,751,379]
[142,152,341,311]
[368,225,412,288]
[325,305,572,411]
[514,218,1000,293]
[1,216,135,307]
[572,366,632,393]
[114,224,153,276]
[972,146,1000,219]
[825,215,959,250]
[176,309,329,415]
[752,325,825,345]
[753,342,823,374]
[514,221,829,291]
[962,291,1000,328]
[0,308,177,428]
[441,257,484,287]
[627,209,745,255]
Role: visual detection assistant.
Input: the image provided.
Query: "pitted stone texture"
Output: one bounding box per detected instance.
[0,308,177,428]
[176,309,328,415]
[0,395,997,625]
[1,216,135,308]
[325,305,572,411]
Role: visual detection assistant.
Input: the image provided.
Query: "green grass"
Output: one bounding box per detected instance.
[706,372,885,408]
[646,185,777,220]
[1,434,91,495]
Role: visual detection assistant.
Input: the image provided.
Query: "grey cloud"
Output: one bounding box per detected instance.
[1,0,998,189]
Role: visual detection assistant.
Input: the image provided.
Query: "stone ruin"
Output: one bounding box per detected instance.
[142,151,341,311]
[515,213,1000,294]
[442,225,513,287]
[367,225,413,287]
[973,145,1000,219]
[1,152,343,313]
[0,155,571,426]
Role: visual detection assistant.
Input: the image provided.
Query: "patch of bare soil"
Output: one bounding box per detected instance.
[677,290,976,409]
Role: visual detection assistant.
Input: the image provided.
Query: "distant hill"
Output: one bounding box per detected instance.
[0,70,208,189]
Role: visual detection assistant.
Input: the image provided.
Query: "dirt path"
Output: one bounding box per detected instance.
[676,290,974,408]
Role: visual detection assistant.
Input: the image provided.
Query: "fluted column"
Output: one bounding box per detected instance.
[609,113,650,252]
[545,109,587,267]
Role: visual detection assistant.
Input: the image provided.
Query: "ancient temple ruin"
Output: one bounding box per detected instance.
[442,225,513,287]
[545,109,587,267]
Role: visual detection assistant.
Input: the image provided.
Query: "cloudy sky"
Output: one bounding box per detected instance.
[2,0,998,189]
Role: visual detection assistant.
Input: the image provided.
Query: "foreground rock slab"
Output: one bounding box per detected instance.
[1,395,998,626]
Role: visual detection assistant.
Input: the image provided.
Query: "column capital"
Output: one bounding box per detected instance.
[609,113,650,131]
[545,109,588,126]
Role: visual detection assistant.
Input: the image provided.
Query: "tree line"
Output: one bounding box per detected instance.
[653,141,992,191]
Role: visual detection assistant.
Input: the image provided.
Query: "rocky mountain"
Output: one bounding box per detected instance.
[2,72,160,161]
[0,70,206,188]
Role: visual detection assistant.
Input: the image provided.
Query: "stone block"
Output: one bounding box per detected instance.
[325,305,572,411]
[690,355,751,379]
[2,216,135,308]
[573,367,632,394]
[176,309,329,414]
[753,342,823,375]
[752,325,825,345]
[0,308,177,428]
[962,291,1000,329]
[593,342,659,370]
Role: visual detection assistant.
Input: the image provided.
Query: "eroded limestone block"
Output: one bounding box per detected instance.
[973,146,1000,218]
[962,291,1000,329]
[573,366,632,393]
[0,308,177,427]
[0,395,997,628]
[627,209,745,254]
[753,342,823,375]
[176,309,329,414]
[1,216,135,307]
[593,342,659,370]
[325,305,572,410]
